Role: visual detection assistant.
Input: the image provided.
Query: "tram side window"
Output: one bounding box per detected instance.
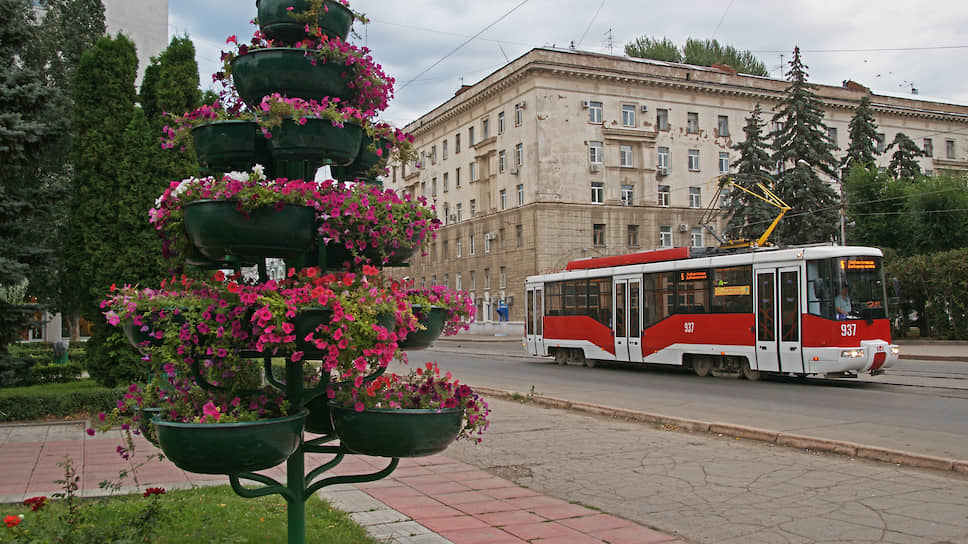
[563,281,579,314]
[806,260,833,318]
[644,272,675,326]
[676,269,709,313]
[711,266,752,313]
[544,282,563,316]
[587,278,612,327]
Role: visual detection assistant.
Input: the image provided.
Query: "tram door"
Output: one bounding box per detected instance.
[525,285,544,355]
[754,267,804,373]
[613,275,643,362]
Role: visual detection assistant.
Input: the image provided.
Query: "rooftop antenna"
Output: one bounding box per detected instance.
[603,28,614,55]
[498,43,510,63]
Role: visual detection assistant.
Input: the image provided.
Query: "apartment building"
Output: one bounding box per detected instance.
[385,47,968,323]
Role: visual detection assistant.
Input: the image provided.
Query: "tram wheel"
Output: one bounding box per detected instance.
[585,358,597,368]
[692,357,713,377]
[741,359,761,381]
[554,350,568,365]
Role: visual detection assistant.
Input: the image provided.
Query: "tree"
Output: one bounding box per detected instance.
[624,36,681,63]
[843,164,911,250]
[722,104,778,242]
[140,36,203,125]
[907,174,968,255]
[0,0,64,384]
[625,36,768,76]
[886,132,923,180]
[843,95,880,170]
[769,47,840,245]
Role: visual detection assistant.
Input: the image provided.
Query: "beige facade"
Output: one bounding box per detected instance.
[385,48,968,322]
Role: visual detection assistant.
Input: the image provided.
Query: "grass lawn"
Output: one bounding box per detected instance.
[1,485,382,544]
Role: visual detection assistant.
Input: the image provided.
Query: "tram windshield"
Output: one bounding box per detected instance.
[806,257,887,321]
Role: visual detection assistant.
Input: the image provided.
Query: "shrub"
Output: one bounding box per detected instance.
[0,381,125,422]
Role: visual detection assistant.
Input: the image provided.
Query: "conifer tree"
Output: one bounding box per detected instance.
[843,95,880,170]
[722,104,777,242]
[769,47,840,245]
[886,132,923,180]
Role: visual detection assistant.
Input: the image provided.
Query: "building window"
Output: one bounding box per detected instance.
[470,199,476,218]
[589,141,603,164]
[588,101,603,124]
[621,184,633,205]
[593,223,606,246]
[469,162,477,181]
[591,182,604,203]
[620,145,633,167]
[498,111,505,134]
[517,184,524,205]
[443,203,450,224]
[687,112,699,134]
[481,118,489,139]
[946,139,956,159]
[431,274,437,286]
[431,145,437,165]
[622,104,636,127]
[468,126,475,146]
[658,184,670,207]
[515,143,523,166]
[443,273,449,288]
[443,172,449,192]
[688,149,700,171]
[657,147,669,170]
[484,268,491,290]
[875,133,885,153]
[456,203,463,222]
[456,272,462,290]
[923,138,934,157]
[719,152,729,174]
[827,127,838,148]
[469,233,475,254]
[659,226,672,248]
[498,150,506,173]
[470,271,476,290]
[772,121,784,135]
[500,266,507,289]
[656,108,669,131]
[443,139,448,160]
[514,103,523,126]
[499,227,505,248]
[516,224,523,246]
[500,189,507,210]
[717,115,729,137]
[455,167,461,187]
[484,234,491,253]
[431,177,437,196]
[691,227,703,247]
[689,186,701,208]
[455,133,461,153]
[627,224,639,246]
[456,237,462,257]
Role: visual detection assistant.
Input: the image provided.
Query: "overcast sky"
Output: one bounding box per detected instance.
[168,0,968,126]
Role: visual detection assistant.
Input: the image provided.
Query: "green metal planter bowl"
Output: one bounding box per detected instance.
[137,407,162,447]
[399,305,447,350]
[183,200,316,260]
[232,48,352,108]
[153,409,308,474]
[257,0,353,44]
[304,394,333,435]
[267,119,363,168]
[330,405,463,458]
[191,120,268,175]
[330,135,390,182]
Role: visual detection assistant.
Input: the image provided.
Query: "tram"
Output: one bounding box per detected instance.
[524,244,899,379]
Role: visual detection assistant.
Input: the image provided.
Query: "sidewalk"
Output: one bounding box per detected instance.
[0,421,683,544]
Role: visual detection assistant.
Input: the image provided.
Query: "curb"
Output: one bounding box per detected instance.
[473,386,968,475]
[899,354,968,362]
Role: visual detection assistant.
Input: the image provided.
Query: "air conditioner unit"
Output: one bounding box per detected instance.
[485,232,497,240]
[589,163,601,173]
[581,100,590,108]
[640,104,649,112]
[678,223,690,232]
[516,101,527,109]
[509,167,519,175]
[656,167,669,177]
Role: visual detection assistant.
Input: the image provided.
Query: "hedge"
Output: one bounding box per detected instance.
[0,381,125,422]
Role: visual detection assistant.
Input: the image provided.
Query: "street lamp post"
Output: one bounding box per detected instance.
[798,159,846,245]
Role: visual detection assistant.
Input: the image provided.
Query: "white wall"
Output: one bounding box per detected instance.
[103,0,168,86]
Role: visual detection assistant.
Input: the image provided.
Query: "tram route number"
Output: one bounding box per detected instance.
[684,322,695,333]
[840,323,857,337]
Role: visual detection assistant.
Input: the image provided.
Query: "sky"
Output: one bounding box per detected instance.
[168,0,968,127]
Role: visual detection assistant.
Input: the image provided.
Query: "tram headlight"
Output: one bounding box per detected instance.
[840,349,865,359]
[890,346,900,356]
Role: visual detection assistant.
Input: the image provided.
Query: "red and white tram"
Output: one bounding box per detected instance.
[524,244,899,379]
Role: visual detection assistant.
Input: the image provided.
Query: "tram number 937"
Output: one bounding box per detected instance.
[840,323,857,337]
[684,322,696,334]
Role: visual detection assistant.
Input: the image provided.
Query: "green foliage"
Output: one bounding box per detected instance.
[723,104,777,242]
[625,35,768,76]
[770,47,840,244]
[886,132,923,180]
[140,36,202,125]
[843,165,909,249]
[3,341,84,385]
[0,380,123,421]
[907,174,968,254]
[82,322,150,388]
[885,248,968,339]
[625,36,681,62]
[843,95,879,169]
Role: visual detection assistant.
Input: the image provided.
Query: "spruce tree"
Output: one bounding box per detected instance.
[769,47,841,245]
[722,104,777,243]
[886,132,923,180]
[843,95,880,170]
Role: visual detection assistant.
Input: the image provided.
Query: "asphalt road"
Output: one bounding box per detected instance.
[394,345,968,461]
